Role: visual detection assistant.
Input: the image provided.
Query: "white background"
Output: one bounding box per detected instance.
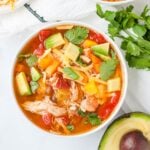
[0,0,149,150]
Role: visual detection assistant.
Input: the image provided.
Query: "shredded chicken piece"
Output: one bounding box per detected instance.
[48,73,59,89]
[55,118,70,134]
[70,81,79,102]
[22,97,67,117]
[80,55,91,64]
[80,96,99,112]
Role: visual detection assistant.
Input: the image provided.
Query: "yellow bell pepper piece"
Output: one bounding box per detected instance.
[82,39,97,48]
[84,80,98,95]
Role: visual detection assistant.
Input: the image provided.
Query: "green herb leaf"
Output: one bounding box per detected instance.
[100,59,118,81]
[63,67,79,80]
[78,109,87,117]
[96,4,104,18]
[18,53,31,58]
[88,113,101,126]
[141,5,150,18]
[26,55,38,67]
[104,11,116,22]
[30,81,39,94]
[64,27,89,45]
[137,38,150,50]
[126,5,134,12]
[133,25,147,37]
[121,40,128,50]
[126,41,141,56]
[126,54,150,69]
[66,124,75,131]
[108,24,120,37]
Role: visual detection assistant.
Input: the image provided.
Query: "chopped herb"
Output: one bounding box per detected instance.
[64,26,89,45]
[66,124,75,131]
[18,53,31,58]
[87,113,101,126]
[30,81,39,93]
[100,59,118,81]
[26,55,38,67]
[18,53,31,62]
[78,109,87,117]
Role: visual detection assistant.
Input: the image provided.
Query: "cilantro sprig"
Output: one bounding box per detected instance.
[64,26,89,45]
[78,109,101,126]
[100,58,118,81]
[96,4,150,70]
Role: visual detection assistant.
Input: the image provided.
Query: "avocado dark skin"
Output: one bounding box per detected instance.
[120,130,150,150]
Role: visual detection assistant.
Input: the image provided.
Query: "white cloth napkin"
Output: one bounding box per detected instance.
[0,0,96,37]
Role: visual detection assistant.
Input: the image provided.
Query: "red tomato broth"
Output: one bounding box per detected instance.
[13,24,123,135]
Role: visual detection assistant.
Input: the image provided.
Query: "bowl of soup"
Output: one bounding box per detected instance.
[94,0,134,6]
[12,21,128,137]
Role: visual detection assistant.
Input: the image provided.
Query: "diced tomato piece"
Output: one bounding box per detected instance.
[32,38,41,50]
[97,92,120,120]
[42,113,52,126]
[39,29,53,42]
[58,115,70,126]
[56,76,70,89]
[33,43,45,56]
[89,30,106,44]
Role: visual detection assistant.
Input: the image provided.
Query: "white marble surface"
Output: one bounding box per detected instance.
[0,0,150,150]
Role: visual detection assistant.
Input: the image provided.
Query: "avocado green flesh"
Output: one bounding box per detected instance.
[16,72,31,96]
[31,67,41,81]
[99,112,150,150]
[44,33,65,49]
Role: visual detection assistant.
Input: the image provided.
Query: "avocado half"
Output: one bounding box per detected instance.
[98,112,150,150]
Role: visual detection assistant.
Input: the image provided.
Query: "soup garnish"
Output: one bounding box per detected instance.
[13,24,122,135]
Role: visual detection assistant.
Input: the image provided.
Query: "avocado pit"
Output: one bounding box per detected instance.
[120,130,150,150]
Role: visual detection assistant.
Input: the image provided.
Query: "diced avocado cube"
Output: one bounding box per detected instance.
[16,72,31,96]
[44,33,65,49]
[64,43,80,61]
[91,43,110,56]
[94,52,111,61]
[31,67,41,81]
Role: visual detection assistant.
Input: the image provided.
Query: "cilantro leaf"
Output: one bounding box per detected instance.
[108,24,120,37]
[87,113,101,126]
[133,25,147,37]
[64,27,89,45]
[104,11,116,22]
[26,55,38,67]
[126,54,150,69]
[100,59,118,81]
[126,41,141,56]
[96,4,104,18]
[78,109,87,117]
[66,124,75,131]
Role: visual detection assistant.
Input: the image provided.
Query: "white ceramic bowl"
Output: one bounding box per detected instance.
[94,0,134,6]
[0,0,29,14]
[11,21,128,137]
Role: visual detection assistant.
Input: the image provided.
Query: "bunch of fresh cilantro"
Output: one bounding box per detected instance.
[96,4,150,70]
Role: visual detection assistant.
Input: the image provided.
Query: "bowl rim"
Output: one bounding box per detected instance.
[11,20,128,138]
[94,0,134,6]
